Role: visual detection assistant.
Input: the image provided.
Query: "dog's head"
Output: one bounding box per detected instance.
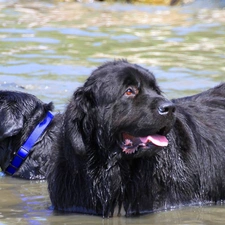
[0,91,53,142]
[65,60,175,159]
[0,91,53,172]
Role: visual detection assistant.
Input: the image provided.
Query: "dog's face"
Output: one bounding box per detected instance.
[67,60,175,158]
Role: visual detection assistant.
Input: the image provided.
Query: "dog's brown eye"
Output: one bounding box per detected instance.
[125,88,134,96]
[125,87,138,97]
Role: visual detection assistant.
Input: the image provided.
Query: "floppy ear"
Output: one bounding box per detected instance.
[0,106,24,141]
[65,87,95,156]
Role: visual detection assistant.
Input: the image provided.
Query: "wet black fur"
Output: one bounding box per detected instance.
[0,91,62,179]
[122,84,225,215]
[47,60,225,217]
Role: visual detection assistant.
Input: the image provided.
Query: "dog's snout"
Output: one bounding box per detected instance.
[158,102,175,115]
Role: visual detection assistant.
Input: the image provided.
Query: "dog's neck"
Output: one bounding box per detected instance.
[4,111,54,176]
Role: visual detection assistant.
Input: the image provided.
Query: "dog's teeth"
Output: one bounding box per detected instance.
[124,139,133,146]
[122,148,127,152]
[122,148,130,154]
[122,147,137,154]
[139,143,146,147]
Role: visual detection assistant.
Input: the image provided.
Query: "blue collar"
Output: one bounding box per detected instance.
[5,111,54,176]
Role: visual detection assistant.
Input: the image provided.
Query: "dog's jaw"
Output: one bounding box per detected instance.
[119,132,169,156]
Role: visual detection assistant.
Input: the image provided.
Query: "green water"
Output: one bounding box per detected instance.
[0,0,225,224]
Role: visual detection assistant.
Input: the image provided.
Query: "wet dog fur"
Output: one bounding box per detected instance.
[0,91,62,179]
[47,60,225,217]
[2,60,225,217]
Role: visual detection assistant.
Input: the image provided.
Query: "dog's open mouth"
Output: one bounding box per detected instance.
[121,132,168,154]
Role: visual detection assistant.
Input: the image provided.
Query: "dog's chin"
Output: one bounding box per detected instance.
[123,144,164,159]
[119,132,169,158]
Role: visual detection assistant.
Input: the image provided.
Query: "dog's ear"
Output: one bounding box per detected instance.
[0,106,24,141]
[65,87,95,156]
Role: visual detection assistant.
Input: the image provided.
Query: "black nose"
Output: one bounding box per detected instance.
[158,102,176,115]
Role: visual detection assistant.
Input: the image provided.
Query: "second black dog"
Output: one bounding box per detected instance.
[0,91,62,179]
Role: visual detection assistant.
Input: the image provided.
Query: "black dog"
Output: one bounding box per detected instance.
[0,91,62,179]
[3,60,225,217]
[47,60,225,217]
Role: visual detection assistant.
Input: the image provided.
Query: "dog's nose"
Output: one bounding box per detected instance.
[158,102,176,115]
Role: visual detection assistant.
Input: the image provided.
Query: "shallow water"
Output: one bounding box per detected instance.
[2,174,225,225]
[0,0,225,224]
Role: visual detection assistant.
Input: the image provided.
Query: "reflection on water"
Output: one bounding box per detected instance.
[0,0,224,110]
[0,0,225,224]
[1,174,225,225]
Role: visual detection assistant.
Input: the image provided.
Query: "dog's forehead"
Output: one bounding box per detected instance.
[89,62,156,87]
[119,65,156,84]
[84,61,161,103]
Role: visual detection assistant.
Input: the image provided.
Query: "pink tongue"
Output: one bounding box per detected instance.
[140,135,168,147]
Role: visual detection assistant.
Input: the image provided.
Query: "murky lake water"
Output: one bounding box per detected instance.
[0,0,225,224]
